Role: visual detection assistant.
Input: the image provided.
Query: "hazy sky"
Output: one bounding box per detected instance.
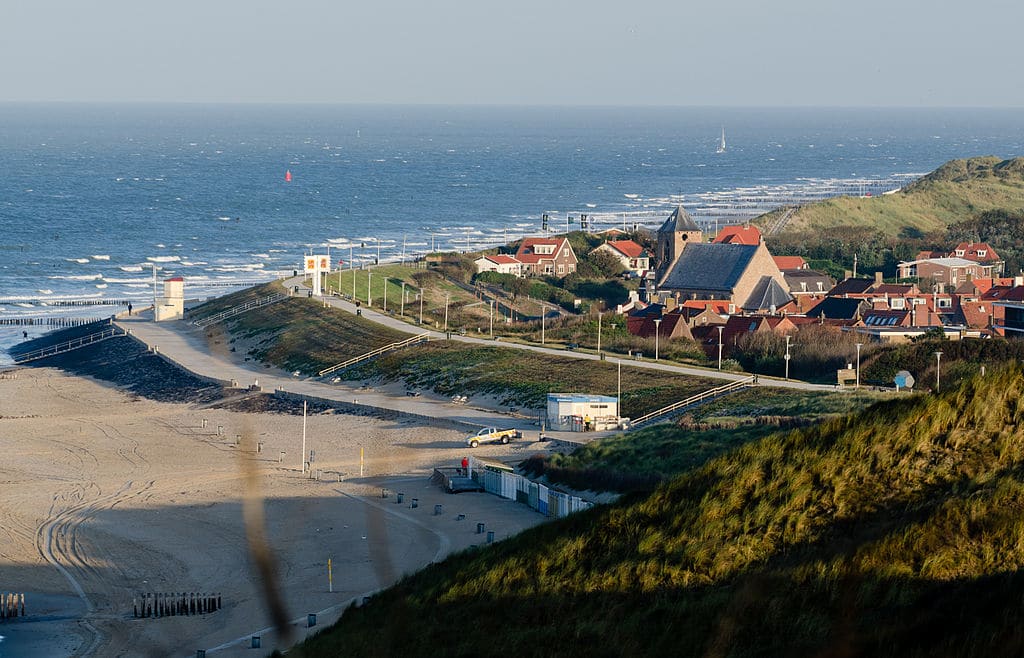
[3,0,1020,106]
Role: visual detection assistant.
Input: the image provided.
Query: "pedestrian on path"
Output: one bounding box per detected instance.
[461,456,469,476]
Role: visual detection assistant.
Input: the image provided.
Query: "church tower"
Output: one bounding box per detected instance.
[656,204,702,283]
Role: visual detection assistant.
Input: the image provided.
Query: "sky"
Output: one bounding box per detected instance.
[2,0,1021,106]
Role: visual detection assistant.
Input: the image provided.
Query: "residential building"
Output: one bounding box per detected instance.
[474,254,523,276]
[515,236,578,277]
[591,239,650,276]
[950,242,1003,274]
[712,224,762,246]
[897,257,994,287]
[773,256,809,270]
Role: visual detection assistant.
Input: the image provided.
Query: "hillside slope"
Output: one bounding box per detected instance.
[294,366,1024,657]
[758,156,1024,236]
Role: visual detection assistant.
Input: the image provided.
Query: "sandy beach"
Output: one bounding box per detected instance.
[0,368,549,657]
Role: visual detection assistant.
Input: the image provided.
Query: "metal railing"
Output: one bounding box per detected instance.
[318,332,431,377]
[191,293,289,329]
[13,326,125,364]
[629,376,756,428]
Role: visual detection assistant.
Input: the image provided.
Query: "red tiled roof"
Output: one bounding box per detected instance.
[713,225,762,246]
[951,242,1000,262]
[872,284,917,295]
[164,276,184,282]
[606,239,646,259]
[484,254,521,265]
[515,237,567,265]
[772,256,807,270]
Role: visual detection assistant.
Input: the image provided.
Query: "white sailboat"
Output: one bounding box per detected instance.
[716,126,726,154]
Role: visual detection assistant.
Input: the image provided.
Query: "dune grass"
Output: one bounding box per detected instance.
[291,365,1024,657]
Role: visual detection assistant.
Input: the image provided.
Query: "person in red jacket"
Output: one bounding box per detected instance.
[461,456,469,476]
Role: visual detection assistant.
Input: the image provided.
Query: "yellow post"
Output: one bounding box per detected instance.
[360,447,364,477]
[328,558,333,593]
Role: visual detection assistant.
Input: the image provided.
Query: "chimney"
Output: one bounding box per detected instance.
[1015,275,1024,287]
[844,270,853,279]
[874,271,883,286]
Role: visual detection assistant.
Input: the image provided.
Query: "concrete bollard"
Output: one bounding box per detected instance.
[197,651,207,658]
[476,522,485,534]
[257,442,263,454]
[251,636,261,649]
[457,514,465,521]
[381,488,389,498]
[279,451,285,463]
[487,530,495,543]
[411,498,418,508]
[307,613,317,627]
[396,493,404,504]
[434,504,443,515]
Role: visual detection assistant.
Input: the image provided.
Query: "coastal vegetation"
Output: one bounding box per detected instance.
[759,156,1024,238]
[294,365,1024,657]
[523,388,882,492]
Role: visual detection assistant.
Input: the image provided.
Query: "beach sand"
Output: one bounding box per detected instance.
[0,368,549,657]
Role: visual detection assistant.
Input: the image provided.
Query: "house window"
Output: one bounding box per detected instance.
[544,264,553,274]
[563,248,570,258]
[890,298,905,309]
[558,264,565,274]
[977,250,987,257]
[937,298,952,308]
[816,281,824,291]
[568,264,575,273]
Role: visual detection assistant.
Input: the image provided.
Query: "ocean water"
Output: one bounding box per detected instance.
[2,104,1023,361]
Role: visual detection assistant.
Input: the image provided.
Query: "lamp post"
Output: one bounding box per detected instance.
[489,300,494,339]
[367,271,372,307]
[444,292,450,333]
[717,325,724,370]
[855,342,863,389]
[935,350,943,392]
[617,358,622,412]
[419,288,424,325]
[597,312,602,354]
[400,282,407,317]
[653,318,662,361]
[383,278,388,313]
[785,335,792,381]
[350,244,355,300]
[540,303,547,345]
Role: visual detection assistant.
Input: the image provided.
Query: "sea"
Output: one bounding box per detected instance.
[2,104,1023,363]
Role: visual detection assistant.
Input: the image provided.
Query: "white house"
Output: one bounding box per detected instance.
[474,254,524,277]
[546,393,619,432]
[591,239,650,276]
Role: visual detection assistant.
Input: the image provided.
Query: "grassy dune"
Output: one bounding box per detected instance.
[758,156,1024,235]
[292,365,1024,657]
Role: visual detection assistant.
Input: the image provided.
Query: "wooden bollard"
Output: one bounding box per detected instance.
[381,488,388,498]
[307,613,317,627]
[251,636,261,649]
[487,530,495,544]
[396,493,404,504]
[217,593,222,610]
[20,592,24,617]
[434,504,443,515]
[411,498,418,509]
[477,522,485,534]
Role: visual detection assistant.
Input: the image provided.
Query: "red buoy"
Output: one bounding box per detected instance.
[285,170,292,182]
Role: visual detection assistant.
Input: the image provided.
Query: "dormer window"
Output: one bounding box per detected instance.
[977,250,987,258]
[955,250,965,257]
[535,244,555,255]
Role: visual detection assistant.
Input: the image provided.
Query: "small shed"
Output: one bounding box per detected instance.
[547,393,619,432]
[155,277,185,322]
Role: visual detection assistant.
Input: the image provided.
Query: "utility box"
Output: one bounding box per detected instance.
[546,393,619,431]
[155,277,185,322]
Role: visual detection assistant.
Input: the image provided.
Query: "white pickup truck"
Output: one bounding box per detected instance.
[465,427,522,448]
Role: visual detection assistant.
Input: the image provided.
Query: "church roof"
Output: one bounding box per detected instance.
[659,243,758,292]
[658,204,700,234]
[743,276,794,311]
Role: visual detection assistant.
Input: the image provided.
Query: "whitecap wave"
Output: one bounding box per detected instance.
[92,254,110,260]
[120,265,144,272]
[66,258,90,264]
[50,274,103,281]
[146,256,180,263]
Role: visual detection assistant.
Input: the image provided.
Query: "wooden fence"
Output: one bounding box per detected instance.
[0,592,25,619]
[133,592,222,618]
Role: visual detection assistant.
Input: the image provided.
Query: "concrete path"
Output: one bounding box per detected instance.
[277,275,836,393]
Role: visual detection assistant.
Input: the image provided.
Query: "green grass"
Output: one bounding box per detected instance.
[523,388,885,492]
[291,364,1024,658]
[756,156,1024,236]
[348,342,720,414]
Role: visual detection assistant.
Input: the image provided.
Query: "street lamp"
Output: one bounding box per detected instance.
[350,244,355,300]
[935,351,943,392]
[597,312,602,354]
[855,342,863,389]
[444,292,450,333]
[717,325,725,370]
[785,335,792,381]
[383,278,388,313]
[653,318,662,361]
[419,288,424,325]
[617,358,622,412]
[400,282,407,317]
[367,271,372,307]
[489,300,494,338]
[541,304,546,345]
